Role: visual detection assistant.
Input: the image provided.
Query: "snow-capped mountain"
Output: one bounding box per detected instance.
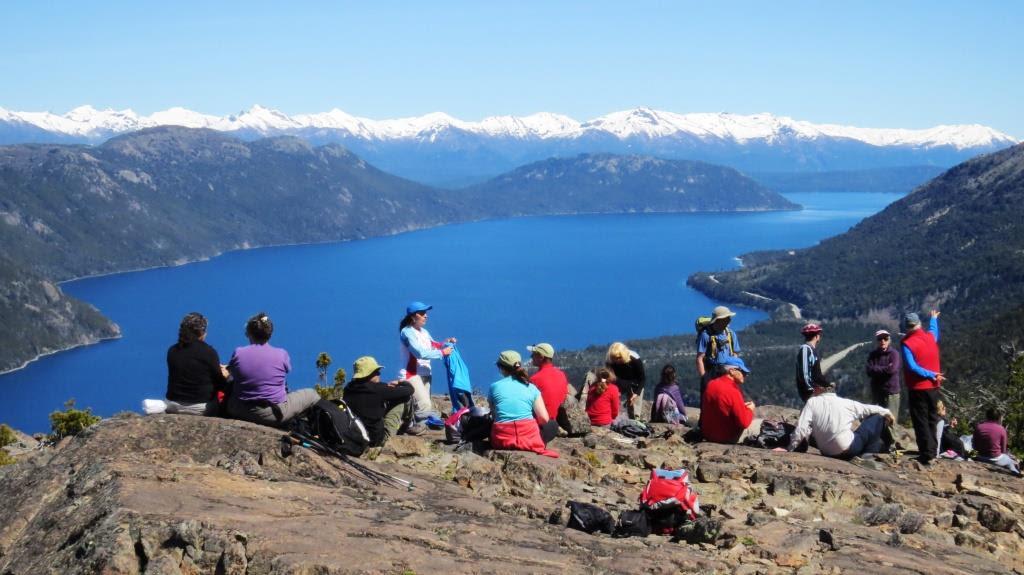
[0,104,1017,186]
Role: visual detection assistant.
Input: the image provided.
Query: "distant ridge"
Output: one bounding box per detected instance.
[1,105,1017,186]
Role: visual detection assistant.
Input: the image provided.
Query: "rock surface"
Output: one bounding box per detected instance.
[1,405,1023,574]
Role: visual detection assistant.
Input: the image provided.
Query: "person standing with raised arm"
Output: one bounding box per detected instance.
[901,310,944,466]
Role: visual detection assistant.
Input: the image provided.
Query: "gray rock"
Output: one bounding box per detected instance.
[557,395,592,437]
[898,511,925,534]
[977,504,1016,533]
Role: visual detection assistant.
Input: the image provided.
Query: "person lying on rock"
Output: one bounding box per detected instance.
[488,350,559,458]
[165,312,230,416]
[701,356,760,444]
[343,356,419,446]
[784,381,894,459]
[225,312,320,428]
[972,406,1021,476]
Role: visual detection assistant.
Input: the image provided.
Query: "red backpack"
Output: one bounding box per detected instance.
[640,468,700,522]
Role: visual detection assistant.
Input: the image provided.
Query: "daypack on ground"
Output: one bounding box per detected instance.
[613,509,651,538]
[455,407,493,448]
[444,406,471,444]
[611,418,652,439]
[292,399,370,457]
[743,419,795,450]
[566,501,614,534]
[640,468,700,534]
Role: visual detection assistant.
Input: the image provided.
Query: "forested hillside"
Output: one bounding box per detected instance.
[687,143,1024,401]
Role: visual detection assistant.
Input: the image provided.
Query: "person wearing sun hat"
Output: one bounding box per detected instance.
[488,350,559,458]
[700,355,760,444]
[795,322,829,403]
[866,328,902,419]
[343,356,418,446]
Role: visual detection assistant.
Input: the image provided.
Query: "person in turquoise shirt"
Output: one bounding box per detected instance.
[488,350,559,447]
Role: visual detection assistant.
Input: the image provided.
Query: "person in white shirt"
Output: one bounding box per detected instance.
[787,382,894,458]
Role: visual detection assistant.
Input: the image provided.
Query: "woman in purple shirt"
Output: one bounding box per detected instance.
[226,312,319,427]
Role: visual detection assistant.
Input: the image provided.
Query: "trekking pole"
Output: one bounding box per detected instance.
[290,431,415,491]
[284,434,383,486]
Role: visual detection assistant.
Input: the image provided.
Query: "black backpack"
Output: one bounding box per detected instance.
[744,419,794,450]
[566,501,614,535]
[613,509,651,538]
[294,399,370,457]
[458,410,493,444]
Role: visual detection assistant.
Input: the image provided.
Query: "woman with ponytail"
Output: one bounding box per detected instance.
[165,312,229,415]
[585,367,621,426]
[226,312,319,427]
[487,350,559,458]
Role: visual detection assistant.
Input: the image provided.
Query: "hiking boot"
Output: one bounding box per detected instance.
[404,422,427,436]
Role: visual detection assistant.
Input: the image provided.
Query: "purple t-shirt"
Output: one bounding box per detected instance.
[228,343,291,403]
[973,420,1008,459]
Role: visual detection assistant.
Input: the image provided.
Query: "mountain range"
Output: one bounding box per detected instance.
[0,127,794,373]
[2,105,1017,186]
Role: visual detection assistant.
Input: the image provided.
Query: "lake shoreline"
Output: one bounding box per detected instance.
[1,205,808,377]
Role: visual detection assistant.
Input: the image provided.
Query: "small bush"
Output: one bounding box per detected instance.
[315,368,348,401]
[49,399,101,440]
[0,424,16,448]
[0,450,15,467]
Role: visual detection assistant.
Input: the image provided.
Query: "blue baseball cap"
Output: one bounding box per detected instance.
[719,356,751,374]
[406,301,433,315]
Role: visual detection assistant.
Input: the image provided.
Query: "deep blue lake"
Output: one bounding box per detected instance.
[0,192,900,432]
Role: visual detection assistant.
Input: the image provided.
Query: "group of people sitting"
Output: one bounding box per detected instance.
[159,301,1019,477]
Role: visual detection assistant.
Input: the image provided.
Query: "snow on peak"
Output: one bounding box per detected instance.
[0,104,1016,149]
[147,107,221,129]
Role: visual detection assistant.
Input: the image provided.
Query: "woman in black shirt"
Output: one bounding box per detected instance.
[166,312,229,415]
[605,342,647,420]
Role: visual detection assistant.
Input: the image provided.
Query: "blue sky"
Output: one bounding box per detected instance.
[2,1,1022,137]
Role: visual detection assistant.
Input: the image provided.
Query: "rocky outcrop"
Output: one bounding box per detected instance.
[1,406,1022,574]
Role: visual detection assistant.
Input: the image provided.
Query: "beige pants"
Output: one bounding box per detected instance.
[406,375,438,421]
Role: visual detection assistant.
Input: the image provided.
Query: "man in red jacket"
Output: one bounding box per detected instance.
[901,310,944,465]
[528,343,570,430]
[701,356,759,443]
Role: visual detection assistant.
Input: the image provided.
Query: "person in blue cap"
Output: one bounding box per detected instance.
[398,301,455,425]
[701,355,760,443]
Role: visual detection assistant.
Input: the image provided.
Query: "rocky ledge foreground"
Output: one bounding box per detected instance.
[1,408,1023,575]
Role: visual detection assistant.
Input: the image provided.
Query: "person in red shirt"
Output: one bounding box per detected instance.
[528,343,569,427]
[701,356,758,443]
[585,368,621,426]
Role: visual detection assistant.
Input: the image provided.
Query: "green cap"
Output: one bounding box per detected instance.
[527,343,555,359]
[496,350,522,368]
[352,356,384,380]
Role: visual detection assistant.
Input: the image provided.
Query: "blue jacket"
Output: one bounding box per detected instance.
[443,344,473,406]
